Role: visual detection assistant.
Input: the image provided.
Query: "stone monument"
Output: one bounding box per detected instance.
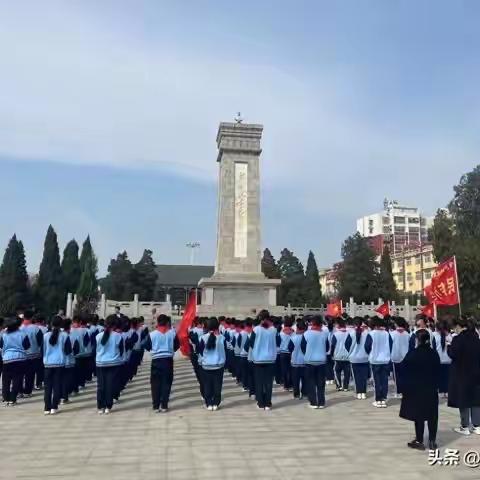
[197,119,281,318]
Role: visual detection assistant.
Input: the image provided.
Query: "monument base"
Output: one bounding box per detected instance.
[197,274,281,319]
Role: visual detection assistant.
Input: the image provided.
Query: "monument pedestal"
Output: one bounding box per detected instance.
[197,274,280,318]
[197,120,281,319]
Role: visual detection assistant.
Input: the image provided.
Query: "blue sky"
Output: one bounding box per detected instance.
[1,0,479,275]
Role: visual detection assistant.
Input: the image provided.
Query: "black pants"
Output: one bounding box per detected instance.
[306,364,326,407]
[74,357,88,391]
[254,363,274,408]
[23,358,39,395]
[96,366,119,410]
[35,359,45,388]
[240,357,249,387]
[280,353,292,390]
[85,355,94,382]
[151,357,174,410]
[202,367,224,407]
[292,366,307,398]
[371,364,389,401]
[415,416,438,443]
[334,360,351,390]
[393,361,407,394]
[62,367,75,401]
[351,363,369,394]
[44,367,64,411]
[326,355,334,381]
[130,350,142,379]
[2,361,25,403]
[438,364,450,394]
[274,356,282,385]
[247,361,255,396]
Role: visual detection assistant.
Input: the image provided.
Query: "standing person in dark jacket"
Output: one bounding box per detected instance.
[400,330,441,450]
[448,317,480,436]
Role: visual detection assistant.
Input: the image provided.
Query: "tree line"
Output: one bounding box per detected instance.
[431,165,480,311]
[261,248,324,306]
[0,225,98,316]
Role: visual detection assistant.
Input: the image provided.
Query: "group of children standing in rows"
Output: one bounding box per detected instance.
[0,309,149,414]
[0,308,455,414]
[188,311,454,410]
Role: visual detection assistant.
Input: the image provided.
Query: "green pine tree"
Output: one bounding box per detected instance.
[305,250,323,306]
[430,209,455,263]
[61,239,81,295]
[337,233,380,303]
[278,248,306,306]
[104,251,134,300]
[133,249,158,300]
[378,246,397,301]
[0,235,30,315]
[261,248,281,279]
[77,236,98,312]
[35,225,65,315]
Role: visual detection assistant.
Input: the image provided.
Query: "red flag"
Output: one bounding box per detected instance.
[327,301,342,317]
[176,290,197,357]
[421,303,435,318]
[424,284,433,302]
[375,302,390,317]
[429,257,460,306]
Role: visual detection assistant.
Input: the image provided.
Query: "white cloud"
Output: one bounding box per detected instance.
[0,1,477,222]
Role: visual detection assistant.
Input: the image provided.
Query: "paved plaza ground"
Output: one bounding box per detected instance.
[1,356,478,480]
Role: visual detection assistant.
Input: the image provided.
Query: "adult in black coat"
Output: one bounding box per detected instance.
[400,330,440,450]
[447,317,480,435]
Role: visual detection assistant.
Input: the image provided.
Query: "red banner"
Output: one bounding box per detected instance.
[375,302,390,317]
[176,291,197,357]
[427,257,460,306]
[421,303,435,318]
[326,302,342,317]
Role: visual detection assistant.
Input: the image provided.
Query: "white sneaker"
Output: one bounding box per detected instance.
[264,406,272,411]
[207,406,213,411]
[97,409,104,414]
[44,410,50,415]
[318,405,325,409]
[361,393,367,400]
[381,401,387,408]
[356,394,361,400]
[212,405,218,411]
[104,408,110,415]
[471,427,480,435]
[308,404,318,409]
[50,409,58,415]
[160,408,168,413]
[372,401,382,408]
[454,426,471,436]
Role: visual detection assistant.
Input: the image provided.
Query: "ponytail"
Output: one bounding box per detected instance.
[102,315,116,345]
[206,332,217,350]
[101,328,111,346]
[49,327,60,346]
[49,316,63,346]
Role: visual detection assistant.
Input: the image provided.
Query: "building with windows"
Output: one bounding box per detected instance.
[318,263,341,299]
[356,199,434,256]
[390,244,436,295]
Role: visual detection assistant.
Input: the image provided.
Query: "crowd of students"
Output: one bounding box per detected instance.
[1,307,480,451]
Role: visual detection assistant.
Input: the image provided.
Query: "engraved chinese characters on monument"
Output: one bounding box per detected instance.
[234,163,248,258]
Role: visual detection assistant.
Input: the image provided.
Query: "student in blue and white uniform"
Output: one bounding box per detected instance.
[0,317,30,405]
[301,316,330,409]
[246,310,280,410]
[325,318,335,385]
[390,317,411,398]
[365,317,393,408]
[20,310,43,397]
[80,316,94,383]
[143,314,180,413]
[95,315,124,414]
[43,316,72,415]
[331,318,352,392]
[349,317,369,399]
[288,319,307,399]
[279,317,294,391]
[33,314,48,390]
[243,318,256,397]
[61,319,79,405]
[70,316,90,394]
[238,322,249,390]
[232,320,244,384]
[198,317,226,410]
[433,320,452,397]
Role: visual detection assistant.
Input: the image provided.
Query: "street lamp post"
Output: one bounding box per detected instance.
[186,242,200,265]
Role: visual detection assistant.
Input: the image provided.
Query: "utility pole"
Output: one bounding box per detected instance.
[186,242,200,265]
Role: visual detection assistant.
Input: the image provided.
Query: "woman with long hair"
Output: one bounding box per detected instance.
[348,317,369,400]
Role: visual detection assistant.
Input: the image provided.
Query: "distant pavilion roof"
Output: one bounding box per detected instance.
[155,265,214,288]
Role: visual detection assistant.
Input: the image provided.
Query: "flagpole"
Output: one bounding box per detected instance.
[433,302,437,321]
[453,255,462,316]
